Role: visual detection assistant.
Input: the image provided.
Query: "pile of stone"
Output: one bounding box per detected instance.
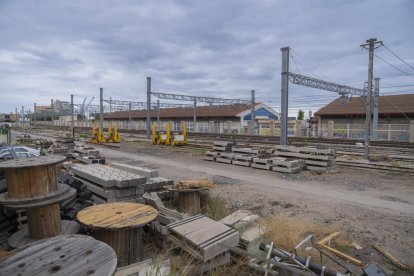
[70,163,173,203]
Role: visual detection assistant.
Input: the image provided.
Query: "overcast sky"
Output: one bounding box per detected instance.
[1,0,413,116]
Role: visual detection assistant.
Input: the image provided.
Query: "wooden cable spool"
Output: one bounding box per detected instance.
[0,234,117,276]
[169,187,209,215]
[0,156,78,248]
[77,202,158,267]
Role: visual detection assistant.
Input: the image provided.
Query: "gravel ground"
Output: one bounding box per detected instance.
[14,129,414,273]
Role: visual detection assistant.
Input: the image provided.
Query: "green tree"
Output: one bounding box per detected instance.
[297,110,304,120]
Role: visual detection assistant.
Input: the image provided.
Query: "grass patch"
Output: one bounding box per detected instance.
[201,195,229,221]
[261,214,333,255]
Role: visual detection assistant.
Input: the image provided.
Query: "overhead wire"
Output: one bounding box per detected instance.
[374,54,414,77]
[382,43,414,70]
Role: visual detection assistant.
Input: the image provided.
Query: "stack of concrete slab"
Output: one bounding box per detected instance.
[204,141,332,174]
[55,136,75,150]
[212,141,234,152]
[232,154,254,167]
[271,158,305,173]
[252,157,275,170]
[167,214,239,264]
[143,192,189,248]
[216,152,234,164]
[203,151,220,162]
[71,163,173,203]
[74,145,105,164]
[271,145,336,172]
[220,210,264,244]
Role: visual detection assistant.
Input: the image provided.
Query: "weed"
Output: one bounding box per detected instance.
[201,195,229,221]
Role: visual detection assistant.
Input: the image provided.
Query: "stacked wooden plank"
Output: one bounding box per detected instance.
[167,214,239,262]
[71,163,173,203]
[271,145,336,172]
[212,141,234,152]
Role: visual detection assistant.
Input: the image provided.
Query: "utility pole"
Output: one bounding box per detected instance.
[193,99,197,123]
[128,102,132,126]
[71,94,74,138]
[99,88,104,130]
[33,103,37,126]
[360,38,382,160]
[280,47,290,145]
[109,97,112,113]
[156,100,160,124]
[250,90,256,135]
[21,106,24,126]
[51,99,54,126]
[15,107,18,126]
[146,77,151,139]
[373,78,380,140]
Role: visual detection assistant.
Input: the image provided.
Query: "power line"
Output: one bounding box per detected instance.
[381,84,414,88]
[375,54,414,77]
[382,43,414,70]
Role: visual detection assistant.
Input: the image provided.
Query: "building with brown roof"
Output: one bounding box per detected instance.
[315,94,414,123]
[314,94,414,141]
[103,103,279,134]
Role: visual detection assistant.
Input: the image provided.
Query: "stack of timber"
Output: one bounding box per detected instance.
[270,145,336,172]
[212,141,234,152]
[167,214,239,269]
[71,163,173,203]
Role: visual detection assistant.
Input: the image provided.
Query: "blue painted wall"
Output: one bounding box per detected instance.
[243,107,278,120]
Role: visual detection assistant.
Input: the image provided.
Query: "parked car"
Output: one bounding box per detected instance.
[0,146,40,161]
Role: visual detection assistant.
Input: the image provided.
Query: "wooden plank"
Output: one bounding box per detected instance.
[319,244,363,266]
[372,244,407,270]
[317,232,340,245]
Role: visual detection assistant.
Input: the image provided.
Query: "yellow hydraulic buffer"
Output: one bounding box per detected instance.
[151,123,171,145]
[171,121,188,146]
[91,125,106,144]
[106,123,121,143]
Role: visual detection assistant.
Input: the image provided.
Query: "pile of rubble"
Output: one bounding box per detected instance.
[205,141,336,173]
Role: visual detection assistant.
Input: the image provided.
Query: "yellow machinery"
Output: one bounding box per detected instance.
[106,123,121,143]
[171,121,188,146]
[152,123,171,145]
[91,125,106,144]
[91,123,121,144]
